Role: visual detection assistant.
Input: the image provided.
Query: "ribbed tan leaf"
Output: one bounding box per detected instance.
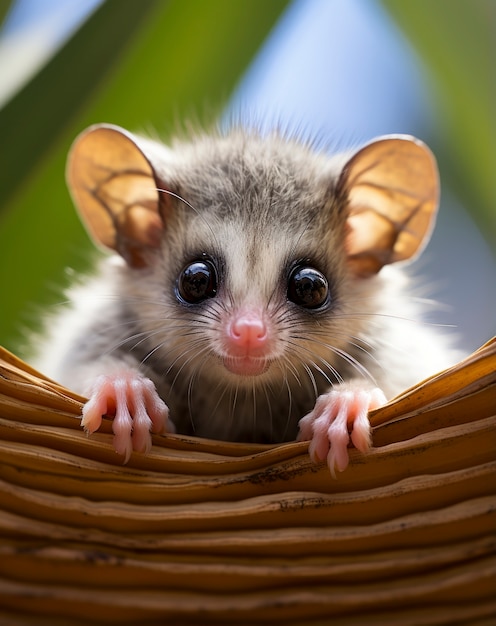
[341,136,439,276]
[0,339,494,624]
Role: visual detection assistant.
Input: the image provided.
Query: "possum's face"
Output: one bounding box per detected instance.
[67,124,439,402]
[167,229,361,390]
[127,133,364,392]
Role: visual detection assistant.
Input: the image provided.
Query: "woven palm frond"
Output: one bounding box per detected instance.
[0,339,495,625]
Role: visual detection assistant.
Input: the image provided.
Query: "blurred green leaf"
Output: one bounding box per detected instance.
[382,0,496,246]
[0,0,288,352]
[0,0,13,27]
[0,0,162,209]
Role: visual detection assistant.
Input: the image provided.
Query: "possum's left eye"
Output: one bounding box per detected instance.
[176,260,218,304]
[287,266,329,309]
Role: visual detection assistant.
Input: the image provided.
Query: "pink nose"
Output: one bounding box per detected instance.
[229,314,268,352]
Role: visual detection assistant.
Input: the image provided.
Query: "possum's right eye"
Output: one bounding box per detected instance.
[287,265,329,310]
[176,260,218,304]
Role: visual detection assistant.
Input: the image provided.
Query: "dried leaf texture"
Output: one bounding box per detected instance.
[0,340,495,625]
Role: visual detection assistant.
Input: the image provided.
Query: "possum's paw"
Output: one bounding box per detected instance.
[297,384,386,477]
[81,371,173,463]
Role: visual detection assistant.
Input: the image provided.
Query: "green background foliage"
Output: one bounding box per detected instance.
[383,0,495,248]
[0,0,493,353]
[0,0,289,351]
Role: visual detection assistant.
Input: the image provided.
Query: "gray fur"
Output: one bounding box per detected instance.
[33,128,461,444]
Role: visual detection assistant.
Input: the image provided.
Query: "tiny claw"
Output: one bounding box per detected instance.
[81,370,171,462]
[81,375,112,434]
[298,385,386,477]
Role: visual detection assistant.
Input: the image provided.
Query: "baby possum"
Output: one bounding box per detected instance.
[34,123,459,475]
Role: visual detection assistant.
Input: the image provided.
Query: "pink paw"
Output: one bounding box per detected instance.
[297,385,386,477]
[81,371,173,462]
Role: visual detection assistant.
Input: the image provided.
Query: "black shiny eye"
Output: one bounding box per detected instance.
[176,260,217,304]
[288,266,329,309]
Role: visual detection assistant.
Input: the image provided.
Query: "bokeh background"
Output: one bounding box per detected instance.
[0,0,494,358]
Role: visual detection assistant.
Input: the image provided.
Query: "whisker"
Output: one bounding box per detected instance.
[114,324,204,360]
[167,342,212,397]
[260,380,274,441]
[281,375,293,441]
[290,331,379,372]
[156,187,222,252]
[208,376,232,419]
[186,350,214,433]
[277,355,302,389]
[301,361,319,399]
[251,379,257,437]
[164,337,212,378]
[286,338,343,386]
[228,383,240,434]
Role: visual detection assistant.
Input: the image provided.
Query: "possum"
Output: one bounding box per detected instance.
[32,123,460,475]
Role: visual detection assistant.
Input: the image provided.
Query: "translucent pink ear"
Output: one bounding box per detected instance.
[66,124,163,268]
[337,136,439,277]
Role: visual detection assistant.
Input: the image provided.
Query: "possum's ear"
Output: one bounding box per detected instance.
[337,136,439,277]
[67,124,166,268]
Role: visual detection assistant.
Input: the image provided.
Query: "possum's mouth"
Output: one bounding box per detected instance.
[222,356,270,377]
